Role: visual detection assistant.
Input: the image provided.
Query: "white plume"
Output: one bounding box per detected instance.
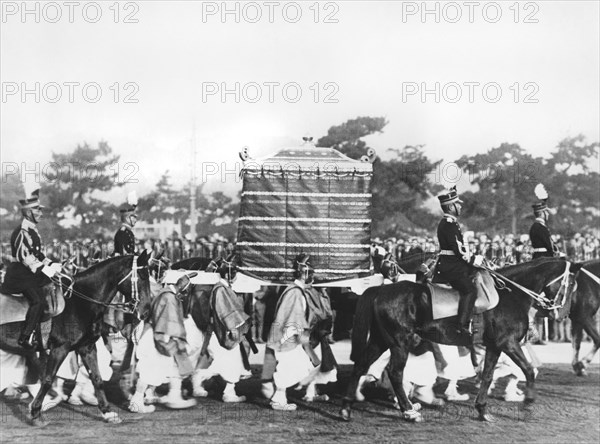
[534,183,548,200]
[23,177,40,199]
[127,190,138,206]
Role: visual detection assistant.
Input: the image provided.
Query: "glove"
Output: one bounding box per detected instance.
[50,262,62,274]
[471,255,484,267]
[41,265,58,278]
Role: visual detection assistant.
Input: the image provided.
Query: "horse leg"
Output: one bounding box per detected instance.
[475,345,501,422]
[78,342,121,424]
[340,338,384,421]
[29,343,70,426]
[580,319,600,370]
[387,344,422,422]
[571,320,585,376]
[501,341,537,411]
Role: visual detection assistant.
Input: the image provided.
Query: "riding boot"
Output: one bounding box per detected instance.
[19,291,45,349]
[456,289,478,341]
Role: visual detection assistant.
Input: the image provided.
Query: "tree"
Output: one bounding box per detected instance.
[318,117,441,237]
[455,135,599,236]
[455,143,542,234]
[0,173,25,240]
[543,135,599,236]
[317,116,388,159]
[42,141,123,239]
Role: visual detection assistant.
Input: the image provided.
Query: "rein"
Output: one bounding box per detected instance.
[55,256,144,315]
[485,262,573,311]
[581,267,600,286]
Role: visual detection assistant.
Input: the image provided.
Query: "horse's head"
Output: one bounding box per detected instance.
[148,250,170,281]
[503,258,580,315]
[116,251,153,322]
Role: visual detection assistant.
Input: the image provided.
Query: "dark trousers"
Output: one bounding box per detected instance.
[446,274,478,327]
[20,285,48,340]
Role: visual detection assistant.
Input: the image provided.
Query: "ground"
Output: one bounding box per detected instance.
[1,344,599,444]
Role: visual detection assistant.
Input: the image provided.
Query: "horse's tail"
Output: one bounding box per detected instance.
[350,289,375,363]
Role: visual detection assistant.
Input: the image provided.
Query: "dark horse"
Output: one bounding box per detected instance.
[570,259,600,376]
[341,257,580,422]
[0,252,152,426]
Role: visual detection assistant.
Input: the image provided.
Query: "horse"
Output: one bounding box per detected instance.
[0,252,153,426]
[341,257,580,423]
[570,259,600,376]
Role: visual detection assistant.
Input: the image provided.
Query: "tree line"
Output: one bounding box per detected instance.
[1,117,597,241]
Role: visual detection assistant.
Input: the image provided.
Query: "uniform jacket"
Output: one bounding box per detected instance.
[1,219,50,294]
[529,220,555,259]
[435,214,473,280]
[114,224,136,255]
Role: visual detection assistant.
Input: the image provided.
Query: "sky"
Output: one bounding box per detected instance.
[1,1,599,202]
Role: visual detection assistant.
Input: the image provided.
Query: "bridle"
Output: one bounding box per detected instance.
[57,256,146,318]
[486,261,575,311]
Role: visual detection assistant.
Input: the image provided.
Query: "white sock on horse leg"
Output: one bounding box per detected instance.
[305,382,317,399]
[223,383,237,397]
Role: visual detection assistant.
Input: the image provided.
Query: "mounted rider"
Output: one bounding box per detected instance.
[529,184,558,260]
[114,191,138,256]
[1,185,61,349]
[434,186,484,344]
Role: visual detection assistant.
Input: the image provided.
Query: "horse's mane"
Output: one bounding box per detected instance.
[499,257,564,278]
[172,257,213,271]
[74,255,131,278]
[581,258,600,274]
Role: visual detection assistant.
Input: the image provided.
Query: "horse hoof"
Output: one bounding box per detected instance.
[573,362,587,376]
[402,410,423,422]
[340,408,351,422]
[102,411,122,424]
[30,416,49,427]
[480,413,496,422]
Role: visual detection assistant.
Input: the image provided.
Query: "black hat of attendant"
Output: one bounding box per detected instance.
[294,253,313,270]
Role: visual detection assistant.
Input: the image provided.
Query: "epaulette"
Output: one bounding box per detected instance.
[120,227,127,231]
[445,217,454,223]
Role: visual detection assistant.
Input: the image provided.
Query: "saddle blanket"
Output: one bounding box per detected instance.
[0,288,65,326]
[429,270,499,320]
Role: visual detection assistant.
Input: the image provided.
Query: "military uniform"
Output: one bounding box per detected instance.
[1,189,56,347]
[434,187,479,341]
[114,224,136,255]
[2,219,51,294]
[529,219,555,259]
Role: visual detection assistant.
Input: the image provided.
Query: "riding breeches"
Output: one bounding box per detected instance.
[20,285,49,340]
[445,274,478,327]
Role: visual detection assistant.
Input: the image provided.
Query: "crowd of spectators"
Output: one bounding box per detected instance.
[378,232,600,266]
[1,231,598,345]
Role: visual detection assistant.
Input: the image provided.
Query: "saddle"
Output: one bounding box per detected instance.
[428,270,499,320]
[0,283,65,326]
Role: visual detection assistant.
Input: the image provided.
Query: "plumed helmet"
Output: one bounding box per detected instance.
[533,183,550,216]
